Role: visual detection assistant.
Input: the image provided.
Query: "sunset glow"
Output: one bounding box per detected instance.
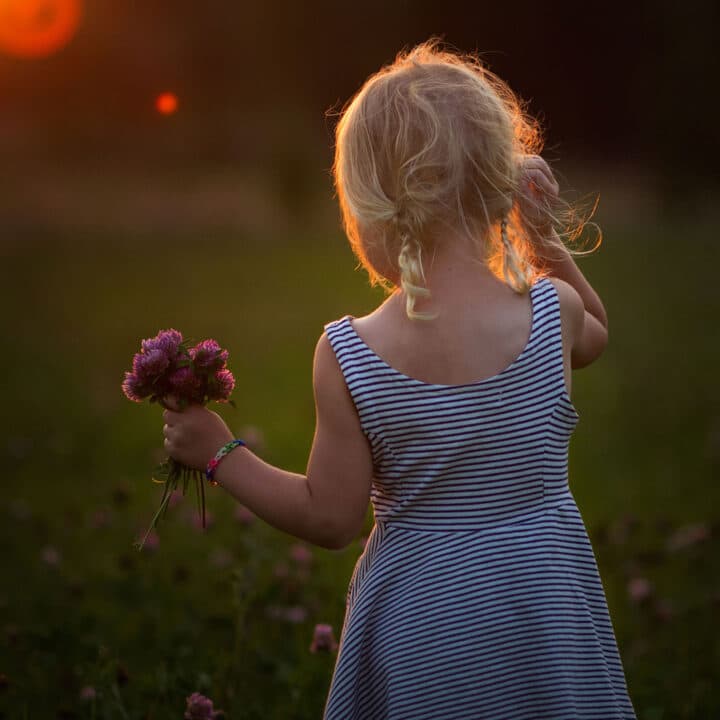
[155,91,179,115]
[0,0,82,59]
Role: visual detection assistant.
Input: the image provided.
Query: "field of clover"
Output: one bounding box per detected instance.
[1,180,718,719]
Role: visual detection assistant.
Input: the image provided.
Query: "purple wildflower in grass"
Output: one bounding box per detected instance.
[190,339,229,373]
[138,528,159,552]
[310,623,339,653]
[284,605,308,623]
[189,508,215,531]
[79,685,96,701]
[289,543,313,566]
[265,605,308,623]
[185,692,222,719]
[627,577,652,604]
[666,522,710,552]
[41,545,61,567]
[89,508,111,529]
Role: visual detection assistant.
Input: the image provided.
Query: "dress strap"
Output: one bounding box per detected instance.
[323,317,384,434]
[534,277,578,405]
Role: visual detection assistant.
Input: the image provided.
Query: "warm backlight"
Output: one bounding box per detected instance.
[155,92,179,116]
[0,0,82,59]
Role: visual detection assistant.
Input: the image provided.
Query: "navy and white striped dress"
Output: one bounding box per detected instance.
[322,277,636,720]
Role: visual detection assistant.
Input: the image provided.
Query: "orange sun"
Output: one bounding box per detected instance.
[0,0,83,59]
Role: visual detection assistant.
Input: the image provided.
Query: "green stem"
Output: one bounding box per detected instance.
[134,457,183,551]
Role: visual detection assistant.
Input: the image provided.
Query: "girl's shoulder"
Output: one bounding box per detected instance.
[325,292,395,342]
[545,276,585,354]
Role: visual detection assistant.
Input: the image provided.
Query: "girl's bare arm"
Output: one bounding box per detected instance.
[535,229,609,369]
[538,228,608,329]
[212,333,373,550]
[517,157,609,369]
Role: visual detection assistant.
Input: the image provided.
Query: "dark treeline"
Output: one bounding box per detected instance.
[0,0,717,201]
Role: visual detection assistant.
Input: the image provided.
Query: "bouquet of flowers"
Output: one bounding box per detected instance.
[122,329,236,550]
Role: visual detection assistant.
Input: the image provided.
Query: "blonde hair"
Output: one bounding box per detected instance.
[330,37,599,320]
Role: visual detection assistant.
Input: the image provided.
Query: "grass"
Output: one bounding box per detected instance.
[0,171,718,719]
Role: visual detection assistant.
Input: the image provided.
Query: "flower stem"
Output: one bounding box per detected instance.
[134,456,184,550]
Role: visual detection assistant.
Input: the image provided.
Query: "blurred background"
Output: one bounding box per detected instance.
[1,1,718,718]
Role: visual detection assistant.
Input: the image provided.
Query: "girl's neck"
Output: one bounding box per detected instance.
[391,234,508,315]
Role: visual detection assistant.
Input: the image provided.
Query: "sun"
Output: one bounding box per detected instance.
[0,0,83,59]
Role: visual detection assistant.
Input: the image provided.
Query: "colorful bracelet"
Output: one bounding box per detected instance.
[205,439,246,486]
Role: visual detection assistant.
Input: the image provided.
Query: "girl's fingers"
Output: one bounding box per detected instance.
[521,155,559,195]
[524,170,556,198]
[161,394,182,411]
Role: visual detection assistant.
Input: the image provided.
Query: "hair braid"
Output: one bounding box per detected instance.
[393,211,436,320]
[500,214,532,293]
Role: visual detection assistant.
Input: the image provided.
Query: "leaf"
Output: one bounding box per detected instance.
[228,399,237,410]
[152,462,170,482]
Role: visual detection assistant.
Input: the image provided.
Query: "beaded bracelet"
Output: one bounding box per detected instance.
[205,439,246,486]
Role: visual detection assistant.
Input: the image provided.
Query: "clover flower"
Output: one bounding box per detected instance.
[310,623,339,653]
[141,328,183,357]
[184,691,222,719]
[290,543,313,566]
[79,685,96,701]
[190,339,229,373]
[166,365,205,405]
[207,368,235,402]
[122,328,236,549]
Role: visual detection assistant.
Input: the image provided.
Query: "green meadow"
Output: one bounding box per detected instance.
[1,169,718,719]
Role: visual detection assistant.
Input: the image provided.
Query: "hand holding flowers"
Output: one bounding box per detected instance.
[161,398,233,475]
[122,329,237,550]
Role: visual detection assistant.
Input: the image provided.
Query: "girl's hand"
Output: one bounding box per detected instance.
[516,154,560,234]
[161,394,235,472]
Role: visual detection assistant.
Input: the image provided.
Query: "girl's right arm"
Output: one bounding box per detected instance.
[539,231,609,369]
[517,155,608,369]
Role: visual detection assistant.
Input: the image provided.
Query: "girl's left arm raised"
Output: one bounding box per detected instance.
[163,332,374,550]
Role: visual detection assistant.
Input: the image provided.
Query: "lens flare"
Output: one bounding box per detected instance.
[155,92,179,116]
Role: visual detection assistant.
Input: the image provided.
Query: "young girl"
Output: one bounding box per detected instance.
[162,38,637,719]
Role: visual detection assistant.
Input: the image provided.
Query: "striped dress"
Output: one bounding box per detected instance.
[322,277,636,720]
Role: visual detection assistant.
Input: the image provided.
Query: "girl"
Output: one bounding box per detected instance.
[162,38,637,719]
